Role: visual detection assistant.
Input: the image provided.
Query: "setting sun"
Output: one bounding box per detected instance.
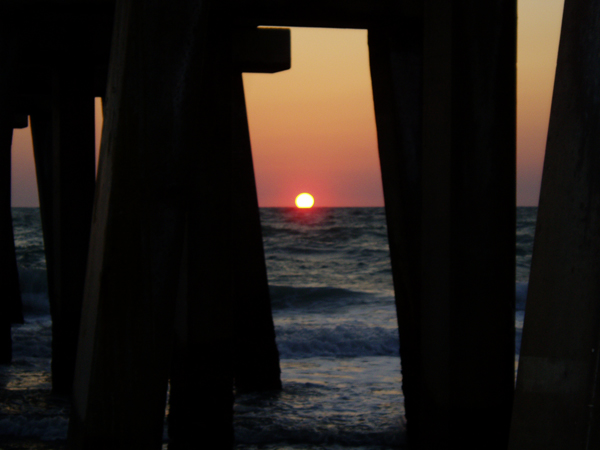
[295,193,315,208]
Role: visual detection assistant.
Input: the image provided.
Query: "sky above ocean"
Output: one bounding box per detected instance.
[9,0,564,208]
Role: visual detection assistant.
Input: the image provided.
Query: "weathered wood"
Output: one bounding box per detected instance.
[167,17,235,448]
[234,27,290,74]
[231,70,282,393]
[0,122,23,326]
[0,20,23,365]
[47,19,96,395]
[69,1,215,448]
[370,1,516,448]
[508,0,600,448]
[30,111,55,323]
[0,121,19,364]
[368,20,424,448]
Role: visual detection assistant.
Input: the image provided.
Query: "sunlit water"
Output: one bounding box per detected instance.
[0,207,537,449]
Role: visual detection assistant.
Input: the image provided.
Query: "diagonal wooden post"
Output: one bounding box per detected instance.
[0,21,24,365]
[231,27,290,394]
[509,0,600,448]
[369,1,516,448]
[69,1,214,448]
[46,19,97,394]
[167,17,235,449]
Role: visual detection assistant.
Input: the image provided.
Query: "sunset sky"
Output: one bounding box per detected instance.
[10,0,565,207]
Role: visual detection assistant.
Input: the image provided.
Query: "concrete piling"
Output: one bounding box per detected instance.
[370,2,516,448]
[509,0,600,448]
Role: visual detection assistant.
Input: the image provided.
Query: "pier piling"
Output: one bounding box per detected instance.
[231,27,290,394]
[46,18,97,395]
[370,2,516,448]
[509,0,600,448]
[0,21,25,364]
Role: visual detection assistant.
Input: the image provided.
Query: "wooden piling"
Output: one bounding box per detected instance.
[0,121,17,364]
[509,0,600,448]
[369,1,516,448]
[231,70,282,394]
[167,17,235,448]
[0,20,24,364]
[69,1,219,448]
[46,19,96,395]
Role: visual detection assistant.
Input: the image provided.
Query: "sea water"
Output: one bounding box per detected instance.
[0,207,537,449]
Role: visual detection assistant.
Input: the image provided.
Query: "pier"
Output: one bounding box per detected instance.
[0,0,597,449]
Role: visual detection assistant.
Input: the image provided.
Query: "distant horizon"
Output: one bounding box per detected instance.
[10,204,541,209]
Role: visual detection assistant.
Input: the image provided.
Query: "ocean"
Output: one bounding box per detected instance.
[0,206,537,449]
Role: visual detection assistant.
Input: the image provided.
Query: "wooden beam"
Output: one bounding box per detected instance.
[167,17,235,448]
[69,1,216,447]
[509,0,600,448]
[231,70,282,393]
[370,1,516,448]
[45,18,96,395]
[234,27,290,74]
[0,19,24,365]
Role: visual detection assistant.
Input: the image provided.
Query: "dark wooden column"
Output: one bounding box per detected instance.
[0,121,17,364]
[47,19,96,395]
[0,20,23,365]
[368,16,424,448]
[369,1,516,448]
[167,17,235,449]
[509,0,600,448]
[30,110,55,309]
[231,70,281,393]
[230,27,290,394]
[69,1,212,448]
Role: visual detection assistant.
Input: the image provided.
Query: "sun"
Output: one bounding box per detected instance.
[295,193,315,208]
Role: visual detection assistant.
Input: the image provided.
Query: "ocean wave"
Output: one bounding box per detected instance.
[275,323,399,359]
[269,285,374,311]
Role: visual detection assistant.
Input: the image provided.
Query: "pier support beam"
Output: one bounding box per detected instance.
[231,71,281,393]
[69,1,218,448]
[0,23,23,365]
[45,20,96,395]
[230,27,291,393]
[509,0,600,448]
[0,121,18,364]
[168,18,235,449]
[369,2,516,448]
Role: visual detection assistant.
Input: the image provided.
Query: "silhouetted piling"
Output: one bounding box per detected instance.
[231,27,290,394]
[231,71,282,393]
[0,122,18,364]
[69,1,216,448]
[167,17,235,449]
[0,22,24,364]
[44,18,97,395]
[368,19,424,448]
[369,2,516,448]
[509,0,600,448]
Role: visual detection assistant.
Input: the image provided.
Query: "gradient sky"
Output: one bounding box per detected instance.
[10,0,565,207]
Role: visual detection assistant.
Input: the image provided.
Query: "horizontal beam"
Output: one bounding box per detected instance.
[234,27,291,73]
[2,0,422,28]
[230,0,422,28]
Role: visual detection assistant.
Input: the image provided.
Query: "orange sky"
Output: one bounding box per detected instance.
[10,1,565,207]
